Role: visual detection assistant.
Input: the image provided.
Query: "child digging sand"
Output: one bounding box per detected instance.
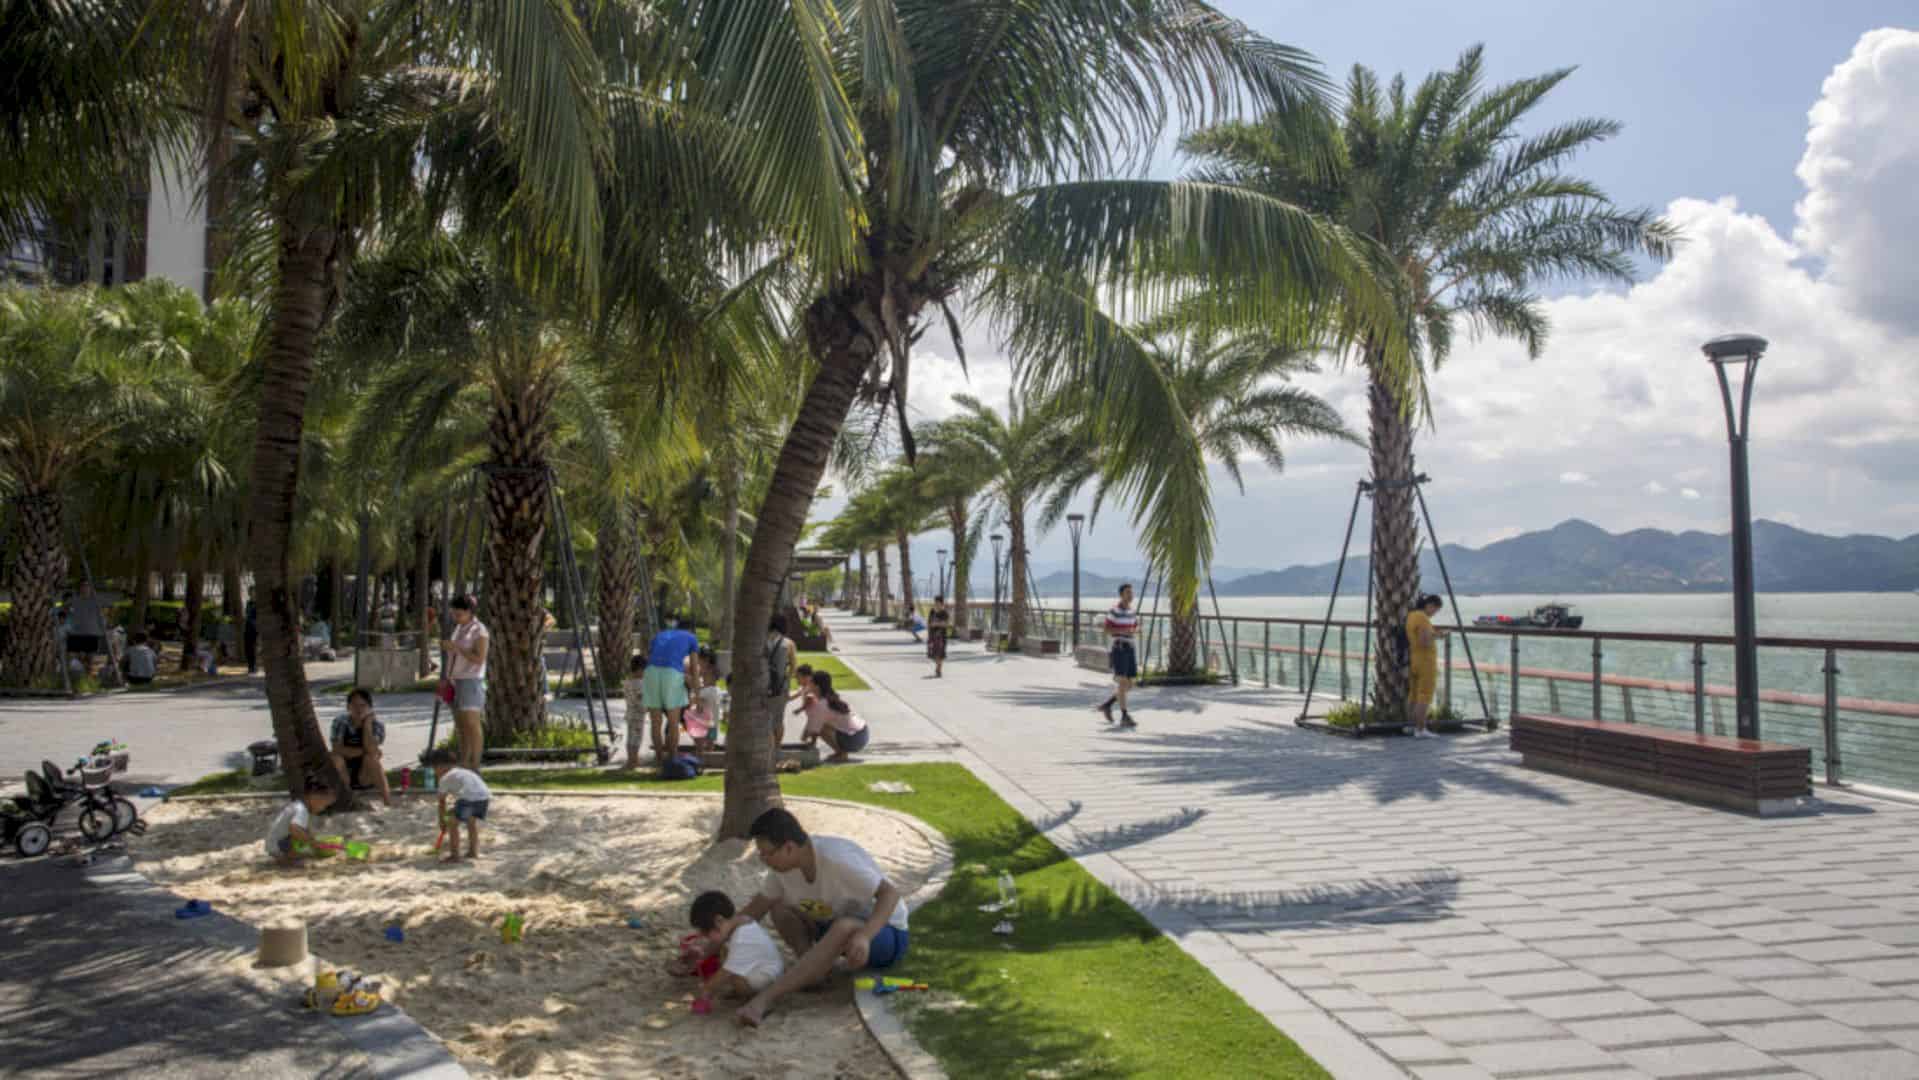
[427,749,490,862]
[730,808,908,1027]
[687,891,785,1007]
[266,784,336,865]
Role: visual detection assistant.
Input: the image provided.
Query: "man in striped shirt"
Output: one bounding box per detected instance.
[1097,583,1139,728]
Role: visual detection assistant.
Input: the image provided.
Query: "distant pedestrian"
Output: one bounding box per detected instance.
[925,596,950,678]
[765,616,797,747]
[124,632,158,686]
[643,615,700,764]
[243,599,259,674]
[1095,583,1138,728]
[1404,594,1446,738]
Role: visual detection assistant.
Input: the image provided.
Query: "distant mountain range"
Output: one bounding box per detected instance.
[1032,520,1919,596]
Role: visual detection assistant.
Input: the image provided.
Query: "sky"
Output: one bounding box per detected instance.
[813,4,1919,584]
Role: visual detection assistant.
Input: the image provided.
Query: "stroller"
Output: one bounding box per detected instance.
[1,759,141,858]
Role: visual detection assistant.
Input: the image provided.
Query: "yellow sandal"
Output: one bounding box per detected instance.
[330,987,382,1017]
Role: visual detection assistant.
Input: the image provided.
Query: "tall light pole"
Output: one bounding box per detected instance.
[1704,333,1766,741]
[990,533,1005,636]
[1067,513,1086,649]
[936,548,947,598]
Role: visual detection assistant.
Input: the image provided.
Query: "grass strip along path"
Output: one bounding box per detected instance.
[171,762,1323,1078]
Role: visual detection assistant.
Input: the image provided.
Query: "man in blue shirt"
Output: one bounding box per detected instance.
[642,616,700,764]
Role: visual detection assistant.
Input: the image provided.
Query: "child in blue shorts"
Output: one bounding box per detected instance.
[729,808,909,1027]
[428,748,490,862]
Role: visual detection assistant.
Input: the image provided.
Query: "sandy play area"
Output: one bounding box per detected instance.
[133,793,944,1078]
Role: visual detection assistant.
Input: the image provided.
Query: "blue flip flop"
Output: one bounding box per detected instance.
[175,900,211,919]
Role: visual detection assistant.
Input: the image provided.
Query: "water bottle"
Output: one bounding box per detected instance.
[399,766,412,793]
[997,870,1018,912]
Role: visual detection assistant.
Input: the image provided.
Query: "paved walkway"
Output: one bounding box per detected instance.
[826,610,1919,1080]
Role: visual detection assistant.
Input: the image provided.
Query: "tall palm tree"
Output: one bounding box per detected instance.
[1047,321,1357,676]
[869,466,941,625]
[0,286,171,684]
[913,429,995,636]
[934,393,1081,650]
[720,3,1396,836]
[1182,46,1677,715]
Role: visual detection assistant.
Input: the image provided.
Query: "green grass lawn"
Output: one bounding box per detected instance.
[795,651,869,691]
[169,761,1321,1078]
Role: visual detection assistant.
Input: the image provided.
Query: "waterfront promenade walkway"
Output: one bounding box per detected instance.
[830,610,1919,1079]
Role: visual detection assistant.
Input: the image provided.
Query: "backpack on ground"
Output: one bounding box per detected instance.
[661,754,702,781]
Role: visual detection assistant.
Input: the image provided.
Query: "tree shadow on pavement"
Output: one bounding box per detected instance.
[1083,722,1572,807]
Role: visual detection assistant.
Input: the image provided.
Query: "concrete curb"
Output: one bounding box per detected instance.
[81,854,469,1080]
[828,635,1410,1080]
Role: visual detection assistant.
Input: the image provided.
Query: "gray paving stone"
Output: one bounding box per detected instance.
[1661,937,1770,961]
[1539,935,1647,959]
[1561,1012,1723,1049]
[1422,934,1535,958]
[1346,968,1481,996]
[1382,989,1523,1019]
[1779,1047,1919,1080]
[1571,953,1699,978]
[1668,995,1810,1024]
[1804,999,1919,1028]
[1340,1009,1425,1037]
[1718,1017,1889,1053]
[1448,951,1571,979]
[1321,950,1448,975]
[1422,1011,1568,1045]
[1528,991,1668,1021]
[1614,972,1754,1001]
[1832,957,1919,986]
[1731,922,1856,946]
[1763,976,1894,1004]
[1612,921,1728,945]
[1618,1039,1790,1077]
[1372,1035,1466,1065]
[1481,969,1612,999]
[1408,1065,1498,1080]
[1460,1037,1621,1074]
[1702,955,1828,980]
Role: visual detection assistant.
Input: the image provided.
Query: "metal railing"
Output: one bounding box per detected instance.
[955,600,1919,793]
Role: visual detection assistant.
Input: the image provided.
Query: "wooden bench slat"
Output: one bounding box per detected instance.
[1511,713,1810,816]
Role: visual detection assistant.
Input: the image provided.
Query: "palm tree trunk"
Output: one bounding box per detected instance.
[482,373,557,739]
[178,563,205,671]
[875,545,890,621]
[412,515,433,677]
[4,491,66,686]
[1368,366,1420,719]
[250,224,347,801]
[1007,503,1029,647]
[722,286,886,839]
[720,465,740,649]
[131,542,150,633]
[895,530,915,624]
[947,506,969,633]
[1168,602,1201,677]
[596,501,639,672]
[222,555,243,619]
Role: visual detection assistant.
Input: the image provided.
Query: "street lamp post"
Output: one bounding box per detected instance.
[1704,333,1767,741]
[990,533,1005,637]
[1067,513,1086,649]
[936,548,947,599]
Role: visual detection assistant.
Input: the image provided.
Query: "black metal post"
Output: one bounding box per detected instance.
[1067,513,1085,649]
[1704,334,1766,740]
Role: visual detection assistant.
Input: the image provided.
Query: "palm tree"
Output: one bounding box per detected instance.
[0,286,171,685]
[1182,46,1677,715]
[869,467,941,626]
[1047,321,1357,676]
[913,430,995,636]
[720,4,1393,836]
[933,393,1082,650]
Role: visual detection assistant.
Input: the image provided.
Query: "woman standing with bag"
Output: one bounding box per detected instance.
[441,595,490,769]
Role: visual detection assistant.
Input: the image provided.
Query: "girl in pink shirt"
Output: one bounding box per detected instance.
[796,671,868,762]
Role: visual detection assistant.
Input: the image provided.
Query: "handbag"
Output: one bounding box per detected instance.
[437,679,456,704]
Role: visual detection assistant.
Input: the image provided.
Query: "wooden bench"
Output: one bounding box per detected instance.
[1511,714,1810,816]
[1074,644,1111,672]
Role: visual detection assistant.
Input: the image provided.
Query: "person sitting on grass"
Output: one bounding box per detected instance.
[123,632,157,686]
[796,671,869,763]
[427,748,490,863]
[687,891,785,1005]
[266,784,336,866]
[330,688,392,807]
[730,807,909,1027]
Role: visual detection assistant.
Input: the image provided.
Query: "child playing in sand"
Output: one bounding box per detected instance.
[427,749,489,862]
[729,808,908,1027]
[266,785,336,864]
[687,891,785,1004]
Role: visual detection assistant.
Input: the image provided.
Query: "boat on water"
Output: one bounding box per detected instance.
[1473,602,1584,630]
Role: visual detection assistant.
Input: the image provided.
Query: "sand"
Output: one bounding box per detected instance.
[133,793,943,1078]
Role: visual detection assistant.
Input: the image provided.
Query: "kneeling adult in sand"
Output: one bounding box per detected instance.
[730,808,908,1027]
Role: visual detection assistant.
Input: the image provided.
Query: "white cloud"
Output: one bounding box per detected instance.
[1681,488,1702,500]
[1643,480,1669,495]
[1560,471,1596,486]
[1794,29,1919,335]
[904,348,1014,423]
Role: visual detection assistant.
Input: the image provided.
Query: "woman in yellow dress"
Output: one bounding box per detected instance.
[1405,594,1446,738]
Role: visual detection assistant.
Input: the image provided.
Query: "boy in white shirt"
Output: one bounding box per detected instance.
[687,891,785,1004]
[266,785,336,865]
[427,749,491,862]
[730,808,909,1027]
